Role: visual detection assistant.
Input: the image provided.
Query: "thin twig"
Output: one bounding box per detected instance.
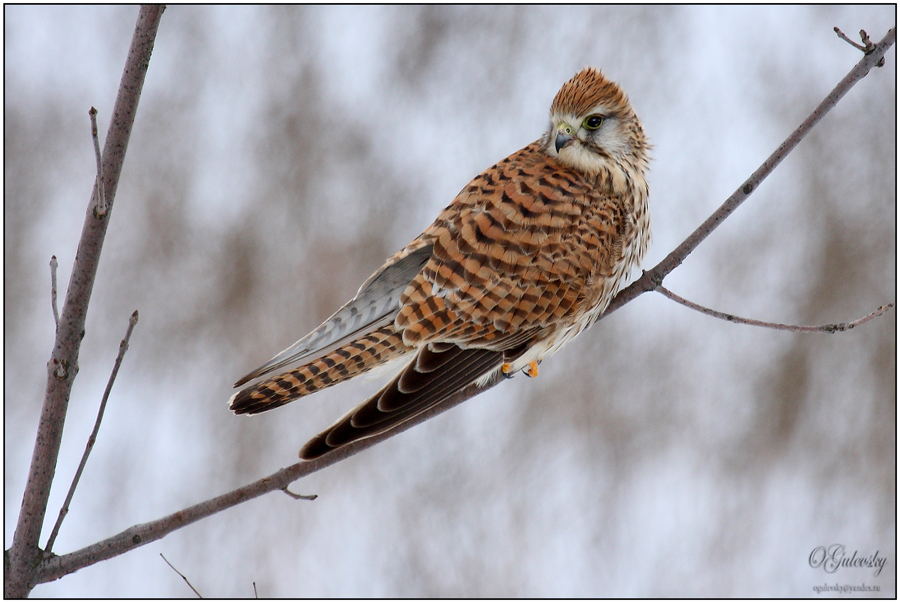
[657,286,894,333]
[23,26,896,591]
[51,255,65,377]
[859,29,874,49]
[89,107,106,217]
[49,256,59,331]
[160,553,203,598]
[253,582,258,598]
[44,311,139,554]
[281,486,318,501]
[835,27,886,67]
[834,26,868,52]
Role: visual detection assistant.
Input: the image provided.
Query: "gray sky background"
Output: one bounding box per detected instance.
[5,5,895,597]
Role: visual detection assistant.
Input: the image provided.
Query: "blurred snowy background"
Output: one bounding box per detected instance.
[5,5,895,597]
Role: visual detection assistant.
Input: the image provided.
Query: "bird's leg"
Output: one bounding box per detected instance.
[525,359,540,378]
[501,362,514,378]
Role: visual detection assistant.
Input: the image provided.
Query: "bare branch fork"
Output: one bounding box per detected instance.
[11,22,895,594]
[605,27,895,317]
[834,26,887,67]
[5,5,165,599]
[43,311,139,554]
[608,24,895,329]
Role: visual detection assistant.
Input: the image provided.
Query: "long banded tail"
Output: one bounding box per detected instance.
[229,326,411,415]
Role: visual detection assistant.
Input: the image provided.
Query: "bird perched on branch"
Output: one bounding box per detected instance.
[230,67,651,460]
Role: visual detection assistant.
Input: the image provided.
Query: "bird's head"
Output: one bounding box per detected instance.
[543,67,648,176]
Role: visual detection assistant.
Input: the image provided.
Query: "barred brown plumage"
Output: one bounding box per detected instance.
[229,326,411,415]
[229,67,651,460]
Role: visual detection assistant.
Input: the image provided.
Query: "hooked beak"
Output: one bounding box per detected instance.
[555,123,575,153]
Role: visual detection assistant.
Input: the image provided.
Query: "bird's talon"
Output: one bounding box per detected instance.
[501,362,512,374]
[526,359,540,378]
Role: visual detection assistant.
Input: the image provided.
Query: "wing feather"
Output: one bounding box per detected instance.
[299,346,503,459]
[234,244,433,386]
[298,335,535,459]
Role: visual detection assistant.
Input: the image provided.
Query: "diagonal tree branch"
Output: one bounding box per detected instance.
[5,6,165,599]
[25,26,895,589]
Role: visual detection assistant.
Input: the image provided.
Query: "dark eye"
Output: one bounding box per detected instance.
[584,115,604,130]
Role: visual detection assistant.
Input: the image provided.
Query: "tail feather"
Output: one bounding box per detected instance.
[229,326,411,415]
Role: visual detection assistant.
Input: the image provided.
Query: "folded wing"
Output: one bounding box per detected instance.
[233,244,433,387]
[299,332,537,459]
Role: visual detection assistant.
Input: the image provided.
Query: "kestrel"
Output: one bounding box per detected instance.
[230,67,650,460]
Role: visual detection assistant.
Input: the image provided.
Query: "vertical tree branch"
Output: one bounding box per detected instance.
[5,6,165,598]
